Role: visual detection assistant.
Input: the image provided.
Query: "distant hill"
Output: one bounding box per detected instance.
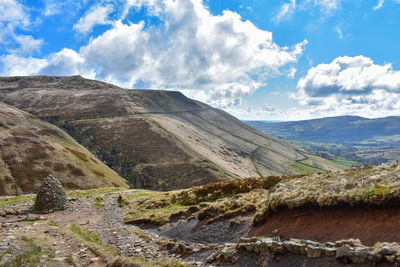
[0,102,128,195]
[246,116,400,165]
[0,76,347,190]
[246,116,400,143]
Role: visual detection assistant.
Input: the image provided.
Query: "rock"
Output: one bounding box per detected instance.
[336,245,353,258]
[90,257,100,263]
[325,242,336,247]
[306,245,322,258]
[381,246,395,255]
[347,251,371,264]
[322,247,336,257]
[239,237,258,243]
[32,174,68,213]
[286,241,306,255]
[206,252,216,263]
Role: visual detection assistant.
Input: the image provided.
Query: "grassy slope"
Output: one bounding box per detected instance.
[0,102,127,195]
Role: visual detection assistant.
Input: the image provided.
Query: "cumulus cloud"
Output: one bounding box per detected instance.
[0,48,93,77]
[73,4,114,34]
[11,34,43,54]
[0,0,43,55]
[3,0,306,109]
[293,55,400,117]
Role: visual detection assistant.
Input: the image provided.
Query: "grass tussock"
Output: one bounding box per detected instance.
[1,236,58,266]
[68,224,118,261]
[0,194,35,209]
[65,147,89,162]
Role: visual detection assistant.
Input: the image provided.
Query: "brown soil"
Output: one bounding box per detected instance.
[249,205,400,246]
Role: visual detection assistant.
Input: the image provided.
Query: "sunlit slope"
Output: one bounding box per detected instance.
[0,102,128,195]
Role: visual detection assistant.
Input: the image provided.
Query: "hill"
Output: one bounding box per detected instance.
[0,102,128,195]
[245,115,400,143]
[0,76,347,190]
[246,116,400,165]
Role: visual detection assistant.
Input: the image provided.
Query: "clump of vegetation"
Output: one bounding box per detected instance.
[171,175,284,205]
[2,236,57,266]
[65,147,89,162]
[67,187,125,199]
[122,190,191,225]
[0,194,35,209]
[69,224,118,261]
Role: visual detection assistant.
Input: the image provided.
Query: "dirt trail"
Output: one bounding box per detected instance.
[88,194,173,259]
[0,194,208,266]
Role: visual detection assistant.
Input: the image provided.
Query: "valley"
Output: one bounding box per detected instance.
[0,76,399,266]
[246,116,400,166]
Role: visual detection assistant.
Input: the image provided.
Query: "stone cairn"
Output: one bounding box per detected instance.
[32,174,68,213]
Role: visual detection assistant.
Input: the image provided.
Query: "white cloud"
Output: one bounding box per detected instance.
[335,25,343,39]
[0,48,94,77]
[1,0,306,109]
[11,35,43,54]
[0,0,29,29]
[73,4,113,34]
[0,54,48,76]
[79,0,307,108]
[373,0,384,10]
[0,0,43,55]
[312,0,341,13]
[288,67,297,79]
[293,55,400,118]
[272,0,296,23]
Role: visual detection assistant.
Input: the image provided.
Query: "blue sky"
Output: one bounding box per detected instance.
[1,0,400,120]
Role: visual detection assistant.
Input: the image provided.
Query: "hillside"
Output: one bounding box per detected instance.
[0,76,347,190]
[246,115,400,143]
[246,116,400,165]
[0,102,128,195]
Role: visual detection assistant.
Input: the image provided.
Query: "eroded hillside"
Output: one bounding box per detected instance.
[0,102,128,195]
[0,75,348,189]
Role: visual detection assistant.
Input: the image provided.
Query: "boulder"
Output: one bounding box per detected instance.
[32,174,68,213]
[306,245,322,258]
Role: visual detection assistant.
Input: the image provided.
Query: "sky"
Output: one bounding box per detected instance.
[1,0,400,121]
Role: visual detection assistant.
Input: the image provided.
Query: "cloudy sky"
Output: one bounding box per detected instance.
[1,0,400,121]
